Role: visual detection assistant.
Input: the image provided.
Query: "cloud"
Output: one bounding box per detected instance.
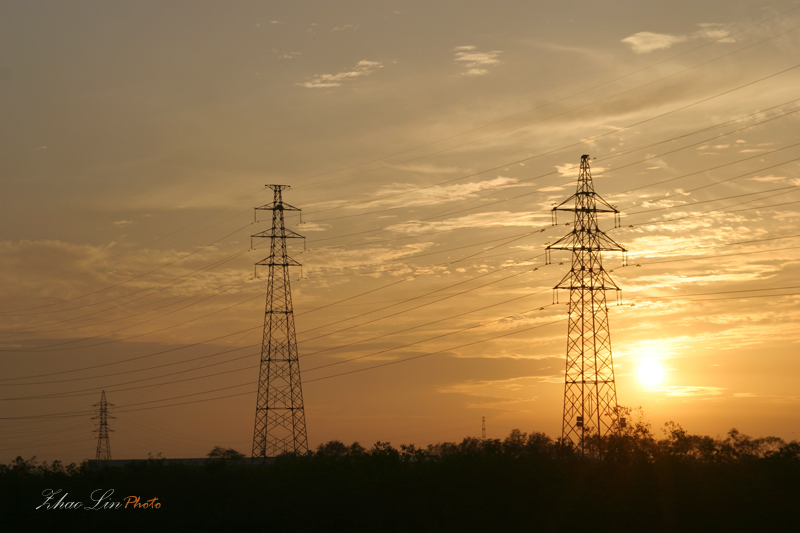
[438,376,548,410]
[453,45,502,76]
[748,175,785,182]
[112,220,133,227]
[307,177,525,212]
[658,385,726,397]
[298,222,329,232]
[359,177,522,209]
[695,23,735,42]
[622,23,733,54]
[393,163,465,175]
[386,210,546,235]
[622,32,689,54]
[555,161,609,179]
[0,238,251,310]
[305,243,434,276]
[275,51,302,60]
[298,60,384,89]
[332,24,359,32]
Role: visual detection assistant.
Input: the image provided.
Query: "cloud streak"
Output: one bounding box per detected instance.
[621,23,734,54]
[299,60,384,89]
[386,211,546,235]
[453,45,502,76]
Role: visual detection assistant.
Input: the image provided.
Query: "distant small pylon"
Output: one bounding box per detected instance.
[482,416,486,440]
[92,390,114,461]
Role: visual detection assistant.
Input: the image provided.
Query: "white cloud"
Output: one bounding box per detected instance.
[695,23,735,42]
[298,221,329,232]
[332,24,359,32]
[359,177,521,209]
[464,68,488,76]
[748,175,785,182]
[386,210,545,235]
[298,60,384,89]
[112,220,133,227]
[622,23,733,54]
[622,32,689,54]
[555,161,609,179]
[307,177,525,212]
[453,45,502,76]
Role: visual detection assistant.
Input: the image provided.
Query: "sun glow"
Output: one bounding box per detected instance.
[638,360,665,386]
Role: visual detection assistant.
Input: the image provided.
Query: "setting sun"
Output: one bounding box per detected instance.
[638,360,665,386]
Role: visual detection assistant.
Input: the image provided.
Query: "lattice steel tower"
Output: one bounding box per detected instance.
[92,390,114,460]
[251,185,308,458]
[546,155,627,452]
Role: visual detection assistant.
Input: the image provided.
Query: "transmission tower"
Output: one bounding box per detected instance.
[545,155,627,453]
[251,185,308,458]
[482,416,486,440]
[92,390,114,461]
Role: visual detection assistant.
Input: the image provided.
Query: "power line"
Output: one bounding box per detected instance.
[301,39,800,220]
[296,15,800,197]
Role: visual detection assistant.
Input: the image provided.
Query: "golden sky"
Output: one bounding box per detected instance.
[2,0,800,462]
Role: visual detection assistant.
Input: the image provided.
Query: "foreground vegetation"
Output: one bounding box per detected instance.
[3,415,800,532]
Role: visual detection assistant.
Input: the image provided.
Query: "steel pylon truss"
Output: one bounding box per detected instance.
[546,155,627,453]
[92,390,114,461]
[251,185,308,458]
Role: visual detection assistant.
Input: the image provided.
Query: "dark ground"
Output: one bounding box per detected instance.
[3,424,799,532]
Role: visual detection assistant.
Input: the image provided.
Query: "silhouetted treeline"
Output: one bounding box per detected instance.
[3,418,800,532]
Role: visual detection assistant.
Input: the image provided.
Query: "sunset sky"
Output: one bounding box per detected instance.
[2,0,800,463]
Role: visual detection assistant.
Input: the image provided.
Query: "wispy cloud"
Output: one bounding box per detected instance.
[453,45,502,76]
[298,221,329,232]
[112,220,133,227]
[658,385,726,397]
[332,24,359,32]
[438,376,548,410]
[556,161,609,179]
[272,50,302,60]
[393,163,466,175]
[358,177,521,209]
[622,23,734,54]
[748,175,786,182]
[386,210,546,235]
[307,177,525,212]
[304,242,434,277]
[299,60,384,89]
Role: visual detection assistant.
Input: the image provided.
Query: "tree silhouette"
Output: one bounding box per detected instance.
[206,446,245,459]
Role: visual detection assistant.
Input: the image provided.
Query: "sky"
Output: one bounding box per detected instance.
[2,0,800,463]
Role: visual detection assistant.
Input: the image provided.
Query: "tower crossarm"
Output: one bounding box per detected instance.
[254,201,301,213]
[553,268,621,292]
[256,256,302,268]
[545,230,627,253]
[552,192,618,215]
[251,228,305,240]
